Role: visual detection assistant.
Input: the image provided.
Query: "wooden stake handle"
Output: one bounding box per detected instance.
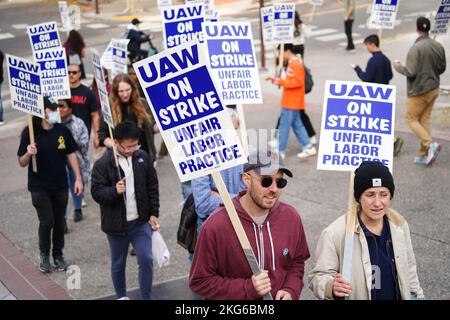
[211,172,273,300]
[27,114,37,173]
[342,171,357,292]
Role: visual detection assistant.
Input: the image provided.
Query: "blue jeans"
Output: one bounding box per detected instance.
[0,84,3,122]
[64,166,83,219]
[278,108,311,152]
[181,181,192,201]
[107,219,153,300]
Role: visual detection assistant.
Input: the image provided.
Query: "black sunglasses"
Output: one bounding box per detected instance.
[251,175,288,189]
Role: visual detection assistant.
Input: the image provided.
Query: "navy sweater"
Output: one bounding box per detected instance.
[355,51,393,85]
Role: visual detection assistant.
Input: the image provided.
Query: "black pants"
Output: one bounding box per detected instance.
[344,19,355,50]
[31,191,68,258]
[275,110,316,137]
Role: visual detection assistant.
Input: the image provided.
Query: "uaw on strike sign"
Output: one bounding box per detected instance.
[203,22,262,105]
[133,41,246,182]
[317,81,396,172]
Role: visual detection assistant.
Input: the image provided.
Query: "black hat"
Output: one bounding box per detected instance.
[354,161,395,201]
[131,18,142,25]
[244,149,293,178]
[416,16,431,33]
[43,96,58,110]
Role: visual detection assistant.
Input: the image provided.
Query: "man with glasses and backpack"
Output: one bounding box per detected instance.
[189,149,310,300]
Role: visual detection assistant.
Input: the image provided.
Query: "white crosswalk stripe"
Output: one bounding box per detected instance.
[86,23,110,29]
[11,24,27,30]
[316,32,360,42]
[338,38,364,47]
[309,28,339,37]
[0,33,15,40]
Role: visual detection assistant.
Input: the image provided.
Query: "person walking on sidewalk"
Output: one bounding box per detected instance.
[337,0,355,51]
[17,97,83,273]
[91,121,160,300]
[59,99,90,231]
[308,161,424,300]
[352,34,404,156]
[63,30,87,79]
[292,11,311,61]
[266,44,317,160]
[393,17,446,166]
[189,149,310,300]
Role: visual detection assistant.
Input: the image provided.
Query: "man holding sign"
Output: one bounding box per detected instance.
[190,149,310,300]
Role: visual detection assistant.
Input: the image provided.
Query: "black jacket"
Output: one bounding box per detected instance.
[127,29,149,54]
[91,149,159,235]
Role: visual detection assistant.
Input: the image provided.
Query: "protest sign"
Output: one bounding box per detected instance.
[162,3,205,49]
[6,54,44,118]
[431,0,450,35]
[368,0,400,30]
[67,5,81,31]
[203,22,262,105]
[100,39,129,77]
[34,48,71,99]
[158,0,172,8]
[261,6,274,46]
[27,21,62,53]
[133,40,246,182]
[58,1,72,31]
[273,3,295,43]
[317,80,396,173]
[92,50,114,128]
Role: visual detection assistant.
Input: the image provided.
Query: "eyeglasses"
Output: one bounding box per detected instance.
[118,143,141,153]
[68,71,79,75]
[250,174,288,189]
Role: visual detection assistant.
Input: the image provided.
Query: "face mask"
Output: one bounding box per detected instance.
[47,111,60,124]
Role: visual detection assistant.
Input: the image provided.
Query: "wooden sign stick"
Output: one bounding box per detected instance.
[108,125,127,204]
[342,171,357,299]
[236,104,249,156]
[211,171,273,300]
[27,114,38,173]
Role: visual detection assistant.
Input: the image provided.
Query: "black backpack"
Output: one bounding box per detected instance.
[304,65,313,94]
[177,193,197,253]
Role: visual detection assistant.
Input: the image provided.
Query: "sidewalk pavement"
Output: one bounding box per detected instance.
[0,5,449,300]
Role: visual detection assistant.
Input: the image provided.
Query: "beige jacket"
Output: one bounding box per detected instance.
[308,209,424,300]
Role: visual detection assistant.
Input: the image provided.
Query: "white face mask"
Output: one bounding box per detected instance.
[47,110,60,124]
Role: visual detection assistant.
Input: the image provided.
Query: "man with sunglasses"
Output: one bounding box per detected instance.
[91,121,160,300]
[190,149,310,300]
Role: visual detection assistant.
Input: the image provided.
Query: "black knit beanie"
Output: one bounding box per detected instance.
[354,161,395,201]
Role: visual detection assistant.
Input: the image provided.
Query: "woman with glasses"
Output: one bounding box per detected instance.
[189,149,310,300]
[98,74,158,162]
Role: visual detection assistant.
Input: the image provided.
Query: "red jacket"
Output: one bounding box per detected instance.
[189,191,310,300]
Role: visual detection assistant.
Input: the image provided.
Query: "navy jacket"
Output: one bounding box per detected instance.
[355,51,393,85]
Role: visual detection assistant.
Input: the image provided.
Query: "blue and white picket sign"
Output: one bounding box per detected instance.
[317,80,396,173]
[162,3,205,49]
[34,48,71,99]
[58,1,72,31]
[158,0,172,8]
[261,6,274,46]
[203,22,262,105]
[368,0,400,30]
[6,54,44,118]
[310,0,324,6]
[111,39,129,78]
[92,50,114,128]
[273,3,295,43]
[27,22,61,53]
[133,40,246,182]
[431,0,450,35]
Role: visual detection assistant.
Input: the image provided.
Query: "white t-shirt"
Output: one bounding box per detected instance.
[118,155,139,222]
[293,24,311,46]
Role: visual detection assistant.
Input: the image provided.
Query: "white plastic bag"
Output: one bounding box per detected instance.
[152,231,170,268]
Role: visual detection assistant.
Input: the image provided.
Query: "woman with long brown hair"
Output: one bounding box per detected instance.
[98,74,157,161]
[63,30,87,79]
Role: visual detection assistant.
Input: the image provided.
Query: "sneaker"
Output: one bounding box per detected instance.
[73,209,83,222]
[0,121,5,126]
[414,156,427,166]
[297,146,317,159]
[64,219,68,234]
[39,254,52,273]
[117,297,130,300]
[393,138,404,157]
[81,199,87,208]
[309,135,317,145]
[53,256,71,271]
[426,142,441,166]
